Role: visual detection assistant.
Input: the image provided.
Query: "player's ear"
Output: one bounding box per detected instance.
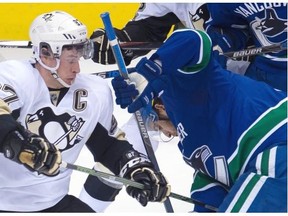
[40,47,51,57]
[39,46,57,67]
[154,104,165,111]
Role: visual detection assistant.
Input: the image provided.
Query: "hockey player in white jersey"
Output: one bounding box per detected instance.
[0,10,170,212]
[91,3,206,65]
[90,3,249,74]
[91,3,286,90]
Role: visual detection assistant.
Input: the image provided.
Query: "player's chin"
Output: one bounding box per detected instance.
[66,78,76,85]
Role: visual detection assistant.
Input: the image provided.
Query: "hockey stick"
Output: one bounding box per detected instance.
[0,40,159,50]
[1,40,286,59]
[121,42,287,58]
[92,67,136,79]
[0,40,32,48]
[61,161,218,212]
[220,42,287,59]
[100,12,174,213]
[121,41,287,58]
[119,41,162,50]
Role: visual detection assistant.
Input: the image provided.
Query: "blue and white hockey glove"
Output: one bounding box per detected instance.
[212,45,228,69]
[206,26,232,69]
[111,76,139,109]
[206,26,249,68]
[127,57,169,113]
[111,57,168,112]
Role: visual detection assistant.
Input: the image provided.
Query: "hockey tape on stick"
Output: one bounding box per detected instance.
[100,11,174,212]
[92,67,136,79]
[100,13,129,79]
[60,161,218,212]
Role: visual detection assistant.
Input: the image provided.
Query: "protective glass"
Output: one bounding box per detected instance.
[142,107,159,131]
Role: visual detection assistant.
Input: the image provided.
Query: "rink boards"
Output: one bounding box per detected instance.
[0,2,139,40]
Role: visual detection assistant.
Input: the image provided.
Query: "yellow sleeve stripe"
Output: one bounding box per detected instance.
[0,99,11,115]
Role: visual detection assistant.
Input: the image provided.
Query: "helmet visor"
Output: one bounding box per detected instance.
[141,105,174,142]
[62,39,94,60]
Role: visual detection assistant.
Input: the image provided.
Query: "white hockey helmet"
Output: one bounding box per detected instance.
[29,10,93,60]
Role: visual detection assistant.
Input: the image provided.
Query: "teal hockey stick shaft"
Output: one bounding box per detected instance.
[100,11,175,213]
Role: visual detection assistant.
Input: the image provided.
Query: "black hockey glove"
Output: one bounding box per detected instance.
[2,125,62,176]
[90,28,133,65]
[119,150,171,206]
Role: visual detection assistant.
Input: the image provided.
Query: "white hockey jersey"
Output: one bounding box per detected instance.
[0,59,115,211]
[125,3,249,74]
[133,3,206,30]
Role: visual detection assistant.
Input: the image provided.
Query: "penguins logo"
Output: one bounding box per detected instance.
[25,107,85,152]
[189,4,210,31]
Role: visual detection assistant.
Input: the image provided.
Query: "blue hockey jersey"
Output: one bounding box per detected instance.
[205,3,287,91]
[150,29,287,212]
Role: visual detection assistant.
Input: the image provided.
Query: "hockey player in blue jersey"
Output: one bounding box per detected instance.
[111,28,287,212]
[204,3,287,91]
[91,3,287,92]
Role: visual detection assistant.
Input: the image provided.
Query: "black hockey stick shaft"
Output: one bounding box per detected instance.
[92,40,285,79]
[101,12,174,212]
[1,40,286,59]
[0,40,159,50]
[120,41,287,58]
[120,42,287,58]
[119,41,163,50]
[221,42,287,59]
[0,41,32,48]
[61,161,218,212]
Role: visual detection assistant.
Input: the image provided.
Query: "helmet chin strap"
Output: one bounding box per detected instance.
[37,57,71,88]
